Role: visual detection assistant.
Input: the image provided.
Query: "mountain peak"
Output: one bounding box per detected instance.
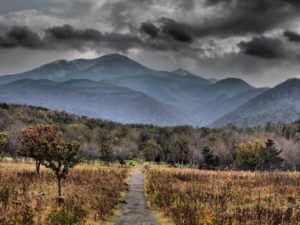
[280,78,300,85]
[173,69,194,76]
[49,59,69,65]
[208,78,218,84]
[173,68,204,78]
[214,78,253,87]
[96,53,131,62]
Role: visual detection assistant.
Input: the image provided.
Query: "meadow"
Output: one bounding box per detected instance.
[145,168,300,225]
[0,162,129,225]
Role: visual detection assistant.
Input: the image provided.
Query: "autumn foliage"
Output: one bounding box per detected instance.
[0,163,129,224]
[41,141,83,196]
[234,139,283,171]
[18,124,61,175]
[146,168,300,225]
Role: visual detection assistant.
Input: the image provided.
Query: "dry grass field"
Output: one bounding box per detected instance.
[145,168,300,225]
[0,162,129,225]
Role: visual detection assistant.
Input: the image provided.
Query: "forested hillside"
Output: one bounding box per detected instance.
[1,103,300,170]
[212,78,300,127]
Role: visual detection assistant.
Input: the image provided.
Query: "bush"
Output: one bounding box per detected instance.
[46,207,87,225]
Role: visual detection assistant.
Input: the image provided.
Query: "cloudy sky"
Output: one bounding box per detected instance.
[1,0,300,87]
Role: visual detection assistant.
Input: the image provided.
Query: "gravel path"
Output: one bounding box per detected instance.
[115,169,158,225]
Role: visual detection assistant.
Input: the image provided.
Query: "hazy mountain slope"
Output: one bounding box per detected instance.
[194,88,269,126]
[172,69,212,85]
[211,78,300,127]
[0,60,78,85]
[107,74,255,111]
[198,78,255,101]
[0,53,215,111]
[71,54,153,80]
[0,53,275,127]
[0,54,153,85]
[0,79,185,126]
[108,72,211,109]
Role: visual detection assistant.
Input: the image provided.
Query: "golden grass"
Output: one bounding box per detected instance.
[145,168,300,225]
[0,162,129,225]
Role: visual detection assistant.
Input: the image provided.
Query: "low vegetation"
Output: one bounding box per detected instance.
[0,162,129,225]
[145,168,300,225]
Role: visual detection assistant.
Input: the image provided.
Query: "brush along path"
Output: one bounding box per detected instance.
[115,169,158,225]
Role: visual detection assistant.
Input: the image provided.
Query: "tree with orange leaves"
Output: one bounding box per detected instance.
[18,124,61,175]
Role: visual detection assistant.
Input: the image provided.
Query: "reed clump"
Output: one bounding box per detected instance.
[0,162,129,225]
[145,168,300,225]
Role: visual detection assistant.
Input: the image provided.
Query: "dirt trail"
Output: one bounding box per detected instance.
[115,169,158,225]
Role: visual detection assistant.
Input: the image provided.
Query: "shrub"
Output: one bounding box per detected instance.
[46,207,87,225]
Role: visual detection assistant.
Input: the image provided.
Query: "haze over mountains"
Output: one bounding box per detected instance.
[0,53,299,127]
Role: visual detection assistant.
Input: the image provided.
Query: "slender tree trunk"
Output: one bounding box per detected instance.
[35,160,40,175]
[56,176,64,206]
[57,176,62,196]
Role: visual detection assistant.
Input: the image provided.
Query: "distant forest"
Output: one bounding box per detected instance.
[1,103,300,171]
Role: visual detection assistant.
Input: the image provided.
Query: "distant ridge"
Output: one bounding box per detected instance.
[0,79,185,126]
[211,78,300,127]
[0,54,152,85]
[0,53,300,127]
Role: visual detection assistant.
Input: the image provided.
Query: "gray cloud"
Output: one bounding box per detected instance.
[140,22,159,38]
[1,0,300,86]
[0,26,43,48]
[45,25,102,41]
[140,19,194,44]
[0,0,58,14]
[148,0,300,40]
[238,37,285,59]
[159,18,193,43]
[0,25,142,52]
[284,31,300,42]
[0,24,199,54]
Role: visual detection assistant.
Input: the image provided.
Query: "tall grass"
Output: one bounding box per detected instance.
[0,162,129,225]
[145,168,300,225]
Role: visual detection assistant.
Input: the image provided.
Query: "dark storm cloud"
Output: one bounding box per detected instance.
[45,25,149,52]
[205,0,300,8]
[201,0,300,37]
[140,22,159,38]
[159,18,193,43]
[238,37,284,59]
[0,24,198,53]
[0,26,43,48]
[141,0,300,40]
[0,25,139,52]
[45,25,102,41]
[284,31,300,42]
[140,19,194,43]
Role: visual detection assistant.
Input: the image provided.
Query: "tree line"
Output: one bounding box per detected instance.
[1,104,300,171]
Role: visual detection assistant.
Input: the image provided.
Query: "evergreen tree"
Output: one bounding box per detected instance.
[258,139,283,171]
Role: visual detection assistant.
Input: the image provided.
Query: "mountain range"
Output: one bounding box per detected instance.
[0,53,299,127]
